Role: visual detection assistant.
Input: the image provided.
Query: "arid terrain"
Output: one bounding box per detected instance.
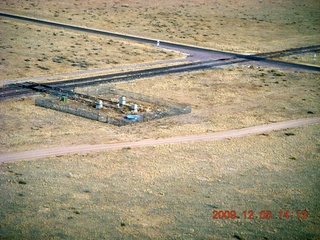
[0,17,183,80]
[0,0,319,239]
[1,124,320,239]
[1,0,319,53]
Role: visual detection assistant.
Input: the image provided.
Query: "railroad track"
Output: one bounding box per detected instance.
[51,57,246,87]
[0,57,247,101]
[1,50,319,101]
[0,12,319,101]
[254,45,320,59]
[0,85,36,101]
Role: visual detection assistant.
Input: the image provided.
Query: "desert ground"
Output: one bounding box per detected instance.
[0,17,184,80]
[1,0,319,53]
[0,0,320,239]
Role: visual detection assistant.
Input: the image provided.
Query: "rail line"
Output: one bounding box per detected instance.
[0,12,319,101]
[1,50,319,101]
[254,45,320,59]
[0,85,35,101]
[0,57,247,100]
[51,57,246,87]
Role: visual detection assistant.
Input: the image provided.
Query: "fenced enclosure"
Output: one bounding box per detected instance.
[35,86,191,126]
[77,85,190,110]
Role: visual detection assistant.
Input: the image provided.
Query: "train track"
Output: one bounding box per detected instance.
[0,57,247,100]
[0,12,319,101]
[254,45,320,59]
[0,85,36,101]
[1,48,319,101]
[51,57,246,87]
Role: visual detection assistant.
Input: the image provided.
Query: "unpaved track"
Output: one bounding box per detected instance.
[1,12,319,86]
[1,117,319,163]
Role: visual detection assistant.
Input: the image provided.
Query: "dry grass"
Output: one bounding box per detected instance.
[109,65,320,137]
[0,124,319,239]
[1,0,319,53]
[0,1,320,239]
[0,18,183,81]
[277,52,320,67]
[1,66,319,153]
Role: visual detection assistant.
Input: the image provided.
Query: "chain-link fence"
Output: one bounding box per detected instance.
[36,98,131,126]
[79,86,190,109]
[35,87,191,126]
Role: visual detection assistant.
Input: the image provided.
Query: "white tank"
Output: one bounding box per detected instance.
[119,96,126,105]
[131,104,138,112]
[96,100,103,109]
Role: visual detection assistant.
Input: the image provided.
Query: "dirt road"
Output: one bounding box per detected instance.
[1,117,319,163]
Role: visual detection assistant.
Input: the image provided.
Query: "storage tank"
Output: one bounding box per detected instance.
[119,96,126,106]
[131,104,138,113]
[96,100,103,109]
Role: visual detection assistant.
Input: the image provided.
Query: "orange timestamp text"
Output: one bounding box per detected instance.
[212,210,308,220]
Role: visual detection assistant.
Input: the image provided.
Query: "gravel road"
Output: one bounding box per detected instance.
[1,117,319,163]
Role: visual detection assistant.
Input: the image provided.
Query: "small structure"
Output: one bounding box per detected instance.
[119,96,126,106]
[61,96,67,102]
[96,100,103,109]
[131,104,138,113]
[35,86,192,126]
[125,115,141,121]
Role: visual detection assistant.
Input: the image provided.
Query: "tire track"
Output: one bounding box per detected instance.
[1,117,319,163]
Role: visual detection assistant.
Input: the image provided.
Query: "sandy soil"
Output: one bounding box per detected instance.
[1,66,319,154]
[0,124,319,239]
[0,65,319,238]
[1,117,319,163]
[278,52,320,67]
[0,0,320,239]
[0,17,183,81]
[1,0,319,53]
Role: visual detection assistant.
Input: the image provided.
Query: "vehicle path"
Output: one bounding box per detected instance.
[1,12,319,82]
[1,117,319,163]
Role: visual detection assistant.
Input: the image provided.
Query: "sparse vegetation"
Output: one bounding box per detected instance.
[1,0,319,54]
[0,124,319,239]
[0,18,183,80]
[0,0,319,239]
[277,52,320,67]
[1,66,319,152]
